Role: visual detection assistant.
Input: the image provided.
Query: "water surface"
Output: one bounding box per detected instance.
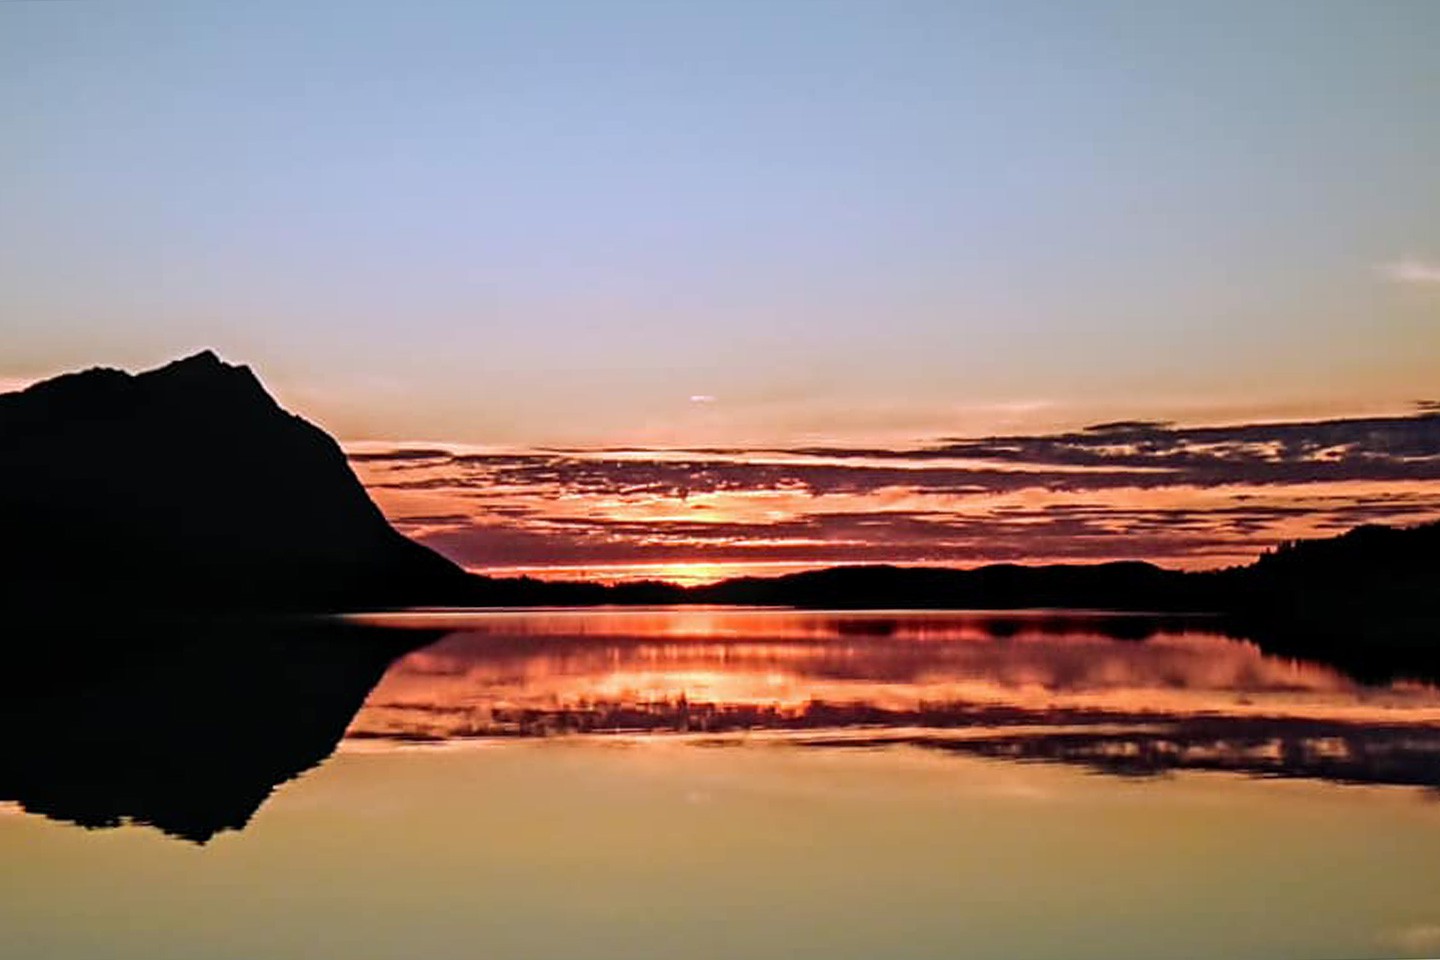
[3,608,1439,960]
[349,608,1440,785]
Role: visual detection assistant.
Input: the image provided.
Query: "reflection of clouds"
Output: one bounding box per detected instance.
[793,724,1440,789]
[351,410,1440,577]
[347,610,1440,736]
[344,611,1440,789]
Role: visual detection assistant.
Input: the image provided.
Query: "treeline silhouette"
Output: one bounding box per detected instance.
[467,520,1439,616]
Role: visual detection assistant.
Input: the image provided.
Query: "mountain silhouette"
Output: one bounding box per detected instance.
[0,351,474,613]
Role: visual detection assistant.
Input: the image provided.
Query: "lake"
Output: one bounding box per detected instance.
[3,608,1439,959]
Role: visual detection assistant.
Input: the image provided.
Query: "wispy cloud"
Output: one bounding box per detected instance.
[1380,258,1440,284]
[348,410,1440,578]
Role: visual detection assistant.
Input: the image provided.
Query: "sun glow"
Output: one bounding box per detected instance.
[480,560,825,586]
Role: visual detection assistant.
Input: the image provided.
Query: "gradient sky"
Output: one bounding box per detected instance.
[5,1,1440,578]
[3,0,1439,447]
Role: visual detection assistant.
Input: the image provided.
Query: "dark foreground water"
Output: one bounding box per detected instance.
[3,608,1440,960]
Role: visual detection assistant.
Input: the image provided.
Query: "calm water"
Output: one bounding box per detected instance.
[3,608,1440,960]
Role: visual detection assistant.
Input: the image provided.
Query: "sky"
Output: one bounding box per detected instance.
[3,0,1439,577]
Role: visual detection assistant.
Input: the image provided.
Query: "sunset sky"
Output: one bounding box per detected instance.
[3,1,1439,579]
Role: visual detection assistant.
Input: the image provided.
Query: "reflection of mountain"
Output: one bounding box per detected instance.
[0,620,439,843]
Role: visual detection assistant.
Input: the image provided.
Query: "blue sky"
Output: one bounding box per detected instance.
[3,0,1438,444]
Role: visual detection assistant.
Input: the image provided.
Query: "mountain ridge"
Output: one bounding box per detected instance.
[0,350,473,613]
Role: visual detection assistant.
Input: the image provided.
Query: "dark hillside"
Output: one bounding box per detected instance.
[0,351,473,613]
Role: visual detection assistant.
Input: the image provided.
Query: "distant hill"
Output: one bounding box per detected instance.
[686,521,1440,619]
[0,351,475,613]
[686,560,1206,610]
[481,520,1440,631]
